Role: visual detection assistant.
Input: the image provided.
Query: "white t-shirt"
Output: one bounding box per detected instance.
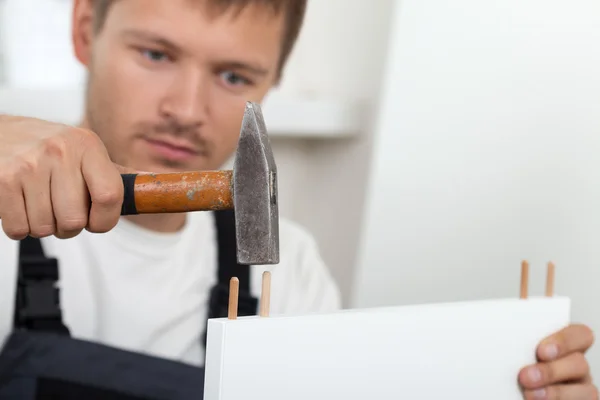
[0,211,341,366]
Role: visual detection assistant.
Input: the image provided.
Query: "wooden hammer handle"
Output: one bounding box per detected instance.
[120,171,233,215]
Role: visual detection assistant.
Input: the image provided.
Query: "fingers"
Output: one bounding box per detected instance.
[80,136,124,233]
[537,324,595,362]
[0,167,29,240]
[519,325,596,400]
[523,383,599,400]
[0,154,55,239]
[114,164,141,175]
[50,143,90,239]
[520,352,590,390]
[0,124,125,240]
[22,159,55,238]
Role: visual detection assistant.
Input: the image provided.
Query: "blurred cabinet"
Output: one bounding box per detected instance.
[0,0,84,88]
[0,0,376,139]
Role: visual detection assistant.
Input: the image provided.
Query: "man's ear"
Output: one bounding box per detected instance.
[72,0,95,66]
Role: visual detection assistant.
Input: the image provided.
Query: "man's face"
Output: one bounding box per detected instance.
[74,0,283,173]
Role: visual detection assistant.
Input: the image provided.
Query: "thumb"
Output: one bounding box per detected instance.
[113,163,153,175]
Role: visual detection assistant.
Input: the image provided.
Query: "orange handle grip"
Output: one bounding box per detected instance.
[120,171,233,215]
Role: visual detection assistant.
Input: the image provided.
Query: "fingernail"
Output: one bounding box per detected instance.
[527,366,542,383]
[542,343,559,360]
[532,388,547,399]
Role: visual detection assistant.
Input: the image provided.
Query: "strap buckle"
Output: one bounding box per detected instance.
[14,256,66,331]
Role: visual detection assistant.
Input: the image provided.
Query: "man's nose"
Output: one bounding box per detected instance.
[160,69,209,124]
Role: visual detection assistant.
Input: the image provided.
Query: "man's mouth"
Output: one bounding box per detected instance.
[143,137,201,162]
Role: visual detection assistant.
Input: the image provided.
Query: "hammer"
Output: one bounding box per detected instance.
[119,102,279,265]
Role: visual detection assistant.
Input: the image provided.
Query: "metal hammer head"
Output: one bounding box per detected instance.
[233,102,279,265]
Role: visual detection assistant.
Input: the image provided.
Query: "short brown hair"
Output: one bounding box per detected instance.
[93,0,307,80]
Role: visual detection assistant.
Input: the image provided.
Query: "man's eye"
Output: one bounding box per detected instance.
[220,71,250,86]
[142,49,168,62]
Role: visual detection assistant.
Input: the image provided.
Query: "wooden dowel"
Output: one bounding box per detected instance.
[228,277,239,319]
[546,262,555,297]
[520,260,529,299]
[260,271,272,317]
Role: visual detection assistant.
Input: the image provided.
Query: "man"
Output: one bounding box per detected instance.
[0,0,595,398]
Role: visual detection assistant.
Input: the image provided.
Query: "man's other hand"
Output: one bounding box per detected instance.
[519,324,597,399]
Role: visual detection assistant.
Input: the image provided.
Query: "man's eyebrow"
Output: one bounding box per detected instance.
[121,30,269,76]
[218,61,269,76]
[121,30,182,53]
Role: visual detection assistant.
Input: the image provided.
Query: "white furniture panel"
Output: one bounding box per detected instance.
[204,296,570,400]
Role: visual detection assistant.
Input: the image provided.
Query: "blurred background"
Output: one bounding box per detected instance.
[1,0,600,373]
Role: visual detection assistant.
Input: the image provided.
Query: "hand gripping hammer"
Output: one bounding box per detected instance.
[119,102,279,265]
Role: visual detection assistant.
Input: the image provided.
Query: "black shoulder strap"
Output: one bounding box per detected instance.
[214,210,254,296]
[14,236,70,335]
[208,210,258,317]
[13,211,256,346]
[202,210,258,346]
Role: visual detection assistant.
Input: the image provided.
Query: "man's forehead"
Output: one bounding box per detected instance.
[103,0,285,21]
[105,0,285,39]
[104,0,284,69]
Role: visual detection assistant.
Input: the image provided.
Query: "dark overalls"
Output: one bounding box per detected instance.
[0,210,258,399]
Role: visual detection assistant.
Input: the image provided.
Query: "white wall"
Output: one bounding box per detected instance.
[278,0,394,304]
[353,0,600,373]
